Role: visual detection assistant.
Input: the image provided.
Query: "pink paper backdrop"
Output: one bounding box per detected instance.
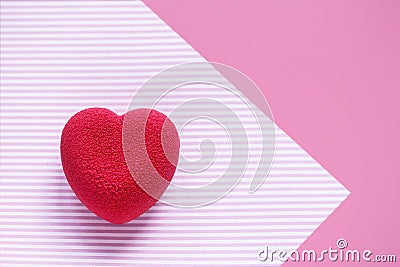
[144,0,400,265]
[1,1,351,265]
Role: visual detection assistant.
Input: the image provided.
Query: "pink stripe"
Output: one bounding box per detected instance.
[1,106,260,112]
[0,248,283,258]
[0,246,267,255]
[0,256,273,263]
[0,122,64,126]
[0,4,138,9]
[0,180,338,187]
[0,182,69,186]
[0,185,340,193]
[0,171,331,178]
[1,240,300,248]
[0,120,271,126]
[1,201,341,210]
[1,74,228,80]
[162,193,347,199]
[1,183,339,189]
[1,233,307,241]
[0,30,174,35]
[0,150,296,156]
[0,220,316,227]
[0,262,242,267]
[1,36,179,41]
[1,52,192,59]
[1,54,192,60]
[0,161,325,168]
[2,11,152,15]
[1,23,174,29]
[0,227,313,234]
[0,114,262,119]
[1,134,282,140]
[1,202,82,207]
[0,261,131,267]
[0,149,308,154]
[0,168,329,175]
[0,151,302,157]
[0,207,335,214]
[1,62,193,67]
[0,43,190,47]
[0,82,186,87]
[1,194,348,202]
[2,69,186,74]
[1,17,159,22]
[2,136,265,142]
[1,173,330,180]
[0,253,286,262]
[0,262,258,267]
[0,90,138,94]
[1,200,340,208]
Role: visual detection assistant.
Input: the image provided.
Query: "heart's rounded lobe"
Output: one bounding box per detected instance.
[60,108,179,224]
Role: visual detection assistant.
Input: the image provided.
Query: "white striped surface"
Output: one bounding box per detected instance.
[0,1,349,266]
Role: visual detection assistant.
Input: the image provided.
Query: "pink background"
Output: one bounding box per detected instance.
[144,0,400,265]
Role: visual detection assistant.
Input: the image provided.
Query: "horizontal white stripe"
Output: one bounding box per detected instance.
[0,228,312,238]
[0,244,294,252]
[0,260,274,266]
[1,13,160,20]
[0,211,334,218]
[0,181,342,188]
[0,170,326,176]
[0,158,317,167]
[0,7,148,13]
[0,129,279,136]
[0,138,294,146]
[0,203,338,210]
[0,250,288,258]
[0,1,146,7]
[0,26,185,33]
[0,258,282,266]
[1,65,201,73]
[1,19,166,26]
[1,32,182,39]
[0,191,346,198]
[0,196,347,203]
[0,183,344,190]
[0,90,247,97]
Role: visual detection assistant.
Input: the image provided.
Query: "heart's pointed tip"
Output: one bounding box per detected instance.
[105,217,132,225]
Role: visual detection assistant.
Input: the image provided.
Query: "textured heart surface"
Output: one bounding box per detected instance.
[60,108,180,224]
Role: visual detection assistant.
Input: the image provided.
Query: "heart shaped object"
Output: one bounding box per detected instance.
[60,108,179,224]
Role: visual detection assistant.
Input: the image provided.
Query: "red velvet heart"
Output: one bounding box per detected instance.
[60,108,179,224]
